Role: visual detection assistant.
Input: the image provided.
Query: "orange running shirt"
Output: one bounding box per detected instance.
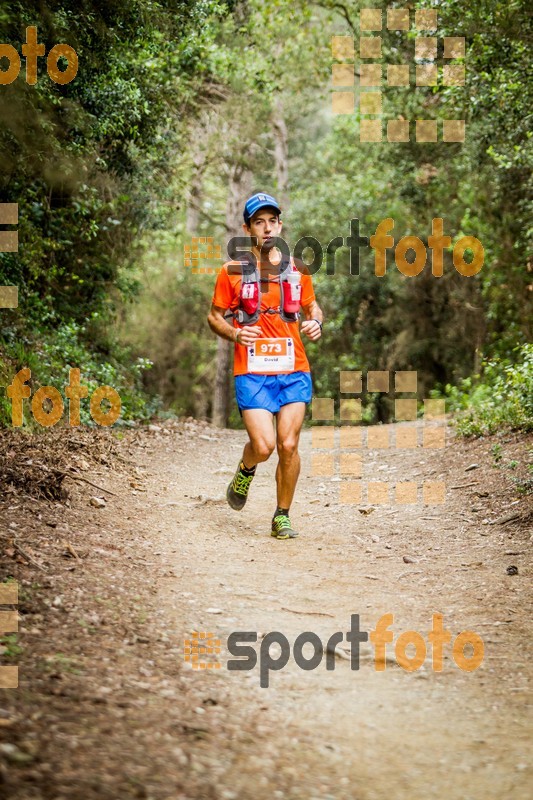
[211,261,316,376]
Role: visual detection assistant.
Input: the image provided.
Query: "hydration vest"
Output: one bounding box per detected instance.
[226,252,302,325]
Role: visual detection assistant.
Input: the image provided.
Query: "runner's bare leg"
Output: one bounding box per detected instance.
[274,402,306,509]
[241,408,276,468]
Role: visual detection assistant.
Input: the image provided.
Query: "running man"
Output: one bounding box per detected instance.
[207,192,323,539]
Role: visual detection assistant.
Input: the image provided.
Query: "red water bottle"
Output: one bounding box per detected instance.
[240,281,259,315]
[282,270,301,314]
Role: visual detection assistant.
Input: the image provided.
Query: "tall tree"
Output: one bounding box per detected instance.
[212,162,252,427]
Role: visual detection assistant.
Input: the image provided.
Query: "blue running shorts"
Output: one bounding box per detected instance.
[234,371,313,414]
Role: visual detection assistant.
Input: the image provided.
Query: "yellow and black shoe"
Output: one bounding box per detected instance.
[271,513,299,539]
[226,461,256,511]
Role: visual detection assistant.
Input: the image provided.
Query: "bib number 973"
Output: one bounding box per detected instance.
[259,342,283,354]
[247,337,294,373]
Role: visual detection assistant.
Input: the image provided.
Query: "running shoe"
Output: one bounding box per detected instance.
[226,462,255,511]
[271,513,299,539]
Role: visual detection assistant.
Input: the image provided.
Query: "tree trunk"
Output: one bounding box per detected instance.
[212,335,232,427]
[272,105,289,217]
[185,144,207,235]
[211,163,252,427]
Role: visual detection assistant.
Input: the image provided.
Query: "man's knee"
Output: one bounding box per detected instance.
[252,439,276,461]
[277,436,300,459]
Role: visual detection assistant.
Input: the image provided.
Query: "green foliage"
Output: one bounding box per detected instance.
[513,455,533,496]
[116,229,220,419]
[435,345,533,436]
[281,0,532,424]
[0,0,228,426]
[1,0,224,321]
[491,443,503,464]
[0,0,531,429]
[0,320,159,428]
[0,633,23,660]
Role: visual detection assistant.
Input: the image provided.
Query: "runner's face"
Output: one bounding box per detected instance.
[244,208,282,254]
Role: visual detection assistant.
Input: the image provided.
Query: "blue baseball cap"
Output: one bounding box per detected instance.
[243,192,282,224]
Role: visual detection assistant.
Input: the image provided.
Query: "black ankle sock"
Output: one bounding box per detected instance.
[240,461,256,476]
[274,506,289,519]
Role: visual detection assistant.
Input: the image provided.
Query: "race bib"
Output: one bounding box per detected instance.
[247,338,295,373]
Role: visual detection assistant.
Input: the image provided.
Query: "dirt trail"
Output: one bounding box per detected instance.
[1,420,531,799]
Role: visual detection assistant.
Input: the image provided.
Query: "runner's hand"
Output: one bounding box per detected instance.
[235,325,262,346]
[300,319,322,341]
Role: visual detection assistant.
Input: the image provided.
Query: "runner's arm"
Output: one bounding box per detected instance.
[300,300,323,341]
[207,303,239,343]
[207,304,262,345]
